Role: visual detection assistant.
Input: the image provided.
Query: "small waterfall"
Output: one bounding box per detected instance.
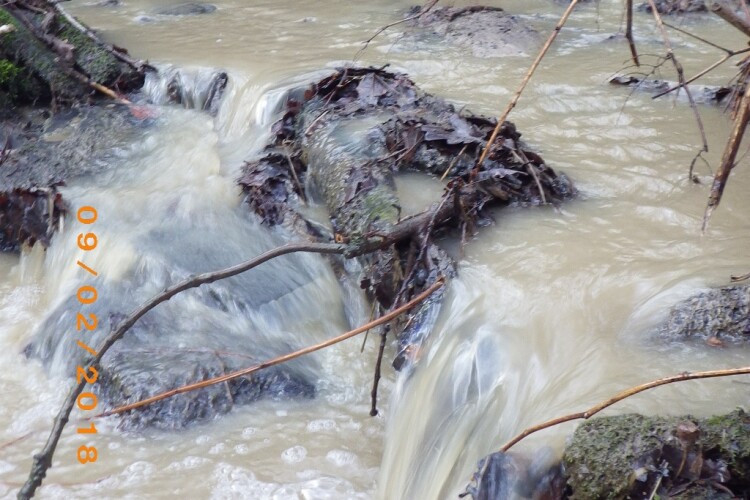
[25,69,358,428]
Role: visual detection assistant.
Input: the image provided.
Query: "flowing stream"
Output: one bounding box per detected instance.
[2,0,750,498]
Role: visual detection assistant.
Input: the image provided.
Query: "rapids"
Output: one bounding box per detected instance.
[1,0,749,498]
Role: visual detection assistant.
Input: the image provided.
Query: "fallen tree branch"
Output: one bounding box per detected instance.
[711,1,750,38]
[625,0,640,67]
[95,279,444,419]
[499,366,750,453]
[47,0,155,72]
[474,0,580,173]
[17,241,348,499]
[4,3,132,105]
[703,70,750,231]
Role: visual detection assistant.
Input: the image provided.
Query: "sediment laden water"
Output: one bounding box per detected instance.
[1,0,749,498]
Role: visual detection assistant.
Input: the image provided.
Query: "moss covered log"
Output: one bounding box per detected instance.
[0,0,144,108]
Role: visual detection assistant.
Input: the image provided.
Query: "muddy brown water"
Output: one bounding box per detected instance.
[1,0,750,498]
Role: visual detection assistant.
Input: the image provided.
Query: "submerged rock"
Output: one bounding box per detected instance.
[155,3,217,16]
[660,284,750,341]
[25,213,323,429]
[638,0,708,14]
[403,5,541,58]
[563,410,750,499]
[609,75,733,104]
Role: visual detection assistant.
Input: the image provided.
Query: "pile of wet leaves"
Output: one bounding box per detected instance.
[240,66,575,371]
[240,66,574,233]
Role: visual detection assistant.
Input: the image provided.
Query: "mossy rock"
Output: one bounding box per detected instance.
[563,409,750,499]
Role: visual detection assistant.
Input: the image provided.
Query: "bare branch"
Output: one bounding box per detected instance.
[625,0,640,67]
[646,0,709,155]
[499,366,750,453]
[95,279,444,419]
[703,71,750,231]
[711,1,750,38]
[354,0,439,61]
[474,0,581,173]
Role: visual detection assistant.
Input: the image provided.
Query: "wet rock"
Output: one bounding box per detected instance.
[638,0,708,14]
[0,187,65,252]
[660,284,750,341]
[463,450,566,500]
[404,6,541,58]
[0,105,149,251]
[25,214,322,429]
[609,75,733,104]
[165,69,228,115]
[155,3,216,16]
[563,409,750,499]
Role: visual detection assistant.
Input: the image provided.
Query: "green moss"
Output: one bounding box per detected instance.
[0,59,20,85]
[563,410,750,499]
[58,20,121,84]
[702,409,750,484]
[0,6,142,104]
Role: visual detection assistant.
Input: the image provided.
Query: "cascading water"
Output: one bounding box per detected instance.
[1,1,750,498]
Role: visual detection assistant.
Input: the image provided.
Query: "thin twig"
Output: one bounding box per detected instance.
[652,49,750,99]
[283,146,306,204]
[370,325,390,416]
[354,0,439,61]
[95,280,444,419]
[662,21,731,53]
[646,0,709,157]
[499,366,750,452]
[440,144,468,181]
[474,0,581,174]
[625,0,640,67]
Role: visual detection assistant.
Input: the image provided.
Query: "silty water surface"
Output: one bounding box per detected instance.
[0,0,749,498]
